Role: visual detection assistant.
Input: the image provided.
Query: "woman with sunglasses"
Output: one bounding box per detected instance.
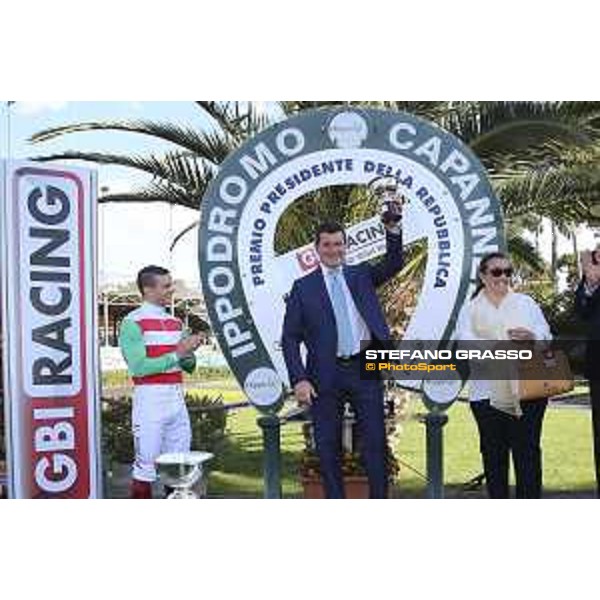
[456,252,552,499]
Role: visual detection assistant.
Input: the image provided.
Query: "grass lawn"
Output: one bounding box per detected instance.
[201,387,598,499]
[207,402,306,498]
[396,400,596,498]
[188,386,249,405]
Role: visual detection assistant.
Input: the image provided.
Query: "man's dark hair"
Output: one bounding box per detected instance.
[314,221,347,247]
[136,265,171,295]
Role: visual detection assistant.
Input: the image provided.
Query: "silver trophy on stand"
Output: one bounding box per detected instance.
[155,452,214,499]
[369,176,405,226]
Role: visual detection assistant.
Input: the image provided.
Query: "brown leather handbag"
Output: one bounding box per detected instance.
[517,348,574,401]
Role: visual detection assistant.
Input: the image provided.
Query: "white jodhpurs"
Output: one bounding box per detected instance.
[131,384,192,482]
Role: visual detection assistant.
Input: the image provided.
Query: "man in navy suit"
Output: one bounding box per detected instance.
[575,248,600,497]
[282,218,403,499]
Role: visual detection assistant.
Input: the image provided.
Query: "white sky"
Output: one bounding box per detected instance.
[1,101,215,288]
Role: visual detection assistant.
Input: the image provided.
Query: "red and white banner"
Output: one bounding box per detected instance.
[1,161,101,498]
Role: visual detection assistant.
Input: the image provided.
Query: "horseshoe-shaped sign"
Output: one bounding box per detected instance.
[199,108,505,413]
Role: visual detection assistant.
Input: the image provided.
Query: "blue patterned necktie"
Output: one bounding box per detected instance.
[329,270,355,357]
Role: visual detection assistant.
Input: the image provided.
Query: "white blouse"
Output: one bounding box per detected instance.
[454,291,552,403]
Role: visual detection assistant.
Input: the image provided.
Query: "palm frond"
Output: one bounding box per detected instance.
[450,101,600,149]
[99,181,201,210]
[496,162,600,223]
[372,101,452,124]
[196,101,246,140]
[170,220,199,252]
[278,101,348,116]
[31,150,216,197]
[245,102,273,135]
[506,234,546,274]
[195,101,273,140]
[278,100,451,125]
[30,120,233,164]
[398,243,428,281]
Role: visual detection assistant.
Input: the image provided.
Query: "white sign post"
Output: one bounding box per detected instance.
[1,161,101,499]
[198,108,506,498]
[199,109,505,412]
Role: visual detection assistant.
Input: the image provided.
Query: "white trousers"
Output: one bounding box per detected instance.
[131,384,191,482]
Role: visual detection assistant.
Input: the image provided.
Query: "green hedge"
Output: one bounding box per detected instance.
[102,393,228,467]
[102,366,233,388]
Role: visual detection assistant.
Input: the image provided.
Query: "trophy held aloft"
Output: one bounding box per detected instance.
[369,176,405,227]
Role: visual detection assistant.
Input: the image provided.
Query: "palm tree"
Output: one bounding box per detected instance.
[29,102,600,322]
[30,100,600,240]
[30,101,272,209]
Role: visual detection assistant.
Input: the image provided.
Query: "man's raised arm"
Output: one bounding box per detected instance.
[369,229,404,288]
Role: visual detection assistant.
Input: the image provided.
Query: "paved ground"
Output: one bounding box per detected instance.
[102,465,598,500]
[2,466,596,500]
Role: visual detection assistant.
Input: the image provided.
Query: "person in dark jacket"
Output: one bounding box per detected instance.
[574,248,600,497]
[281,218,403,499]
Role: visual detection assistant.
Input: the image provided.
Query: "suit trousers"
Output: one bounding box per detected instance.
[310,360,387,499]
[470,399,547,499]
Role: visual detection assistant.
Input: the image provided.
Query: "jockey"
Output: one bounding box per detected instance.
[118,265,202,499]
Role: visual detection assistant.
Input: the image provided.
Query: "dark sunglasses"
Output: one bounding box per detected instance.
[488,267,513,278]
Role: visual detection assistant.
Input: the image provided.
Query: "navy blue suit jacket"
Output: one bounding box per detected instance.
[281,232,403,393]
[575,278,600,378]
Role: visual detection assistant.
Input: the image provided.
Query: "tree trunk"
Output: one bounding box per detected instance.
[551,221,559,291]
[573,228,581,280]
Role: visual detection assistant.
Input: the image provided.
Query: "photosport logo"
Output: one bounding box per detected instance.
[198,108,505,412]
